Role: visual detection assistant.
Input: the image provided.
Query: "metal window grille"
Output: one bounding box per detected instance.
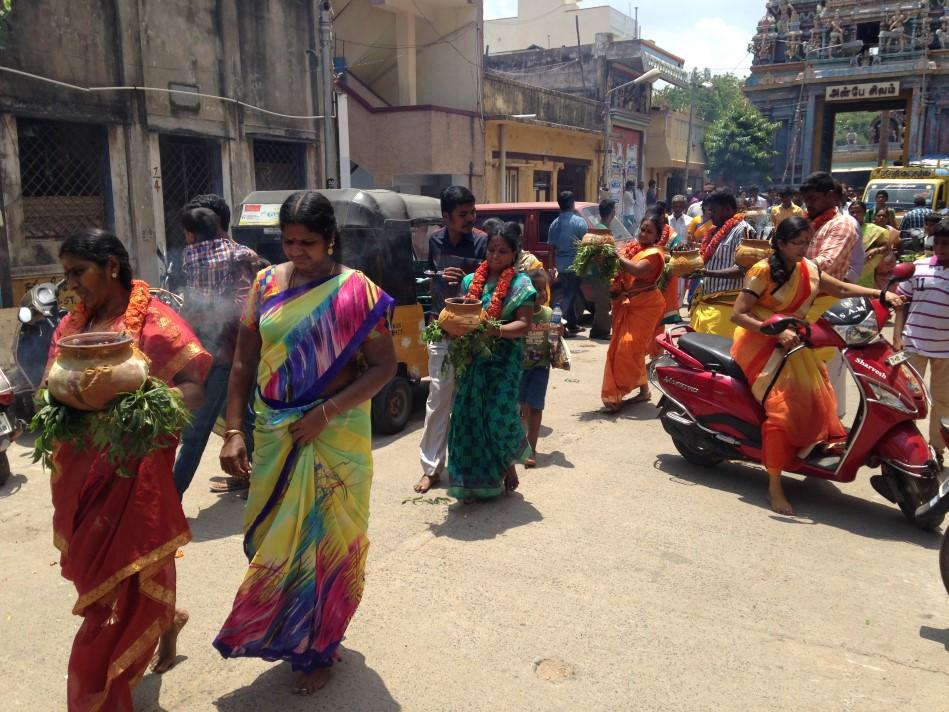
[253,139,305,191]
[159,136,216,251]
[17,118,108,240]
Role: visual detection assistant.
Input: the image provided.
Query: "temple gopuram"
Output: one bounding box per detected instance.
[744,0,949,186]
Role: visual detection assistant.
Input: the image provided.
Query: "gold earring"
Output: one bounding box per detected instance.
[328,244,335,256]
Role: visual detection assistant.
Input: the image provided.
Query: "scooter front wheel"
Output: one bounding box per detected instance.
[886,465,945,531]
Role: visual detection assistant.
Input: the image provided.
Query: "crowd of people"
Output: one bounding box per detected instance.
[39,172,947,709]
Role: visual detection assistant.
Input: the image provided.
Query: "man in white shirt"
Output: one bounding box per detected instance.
[622,180,638,230]
[669,195,689,239]
[747,185,768,210]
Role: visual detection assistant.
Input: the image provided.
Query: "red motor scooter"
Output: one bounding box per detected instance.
[650,262,948,530]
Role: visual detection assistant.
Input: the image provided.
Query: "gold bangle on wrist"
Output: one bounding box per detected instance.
[223,429,245,440]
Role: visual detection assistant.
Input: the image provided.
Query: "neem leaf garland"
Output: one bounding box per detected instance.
[31,377,191,477]
[423,318,503,378]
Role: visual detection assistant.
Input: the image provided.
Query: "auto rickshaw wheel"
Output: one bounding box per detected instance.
[371,377,412,435]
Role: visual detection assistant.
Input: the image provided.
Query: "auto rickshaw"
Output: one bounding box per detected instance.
[233,189,441,434]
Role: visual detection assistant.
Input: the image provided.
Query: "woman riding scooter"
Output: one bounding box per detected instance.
[730,216,906,515]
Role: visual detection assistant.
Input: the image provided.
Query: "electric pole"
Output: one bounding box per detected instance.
[319,1,338,187]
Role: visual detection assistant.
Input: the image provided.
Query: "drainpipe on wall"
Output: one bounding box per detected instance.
[338,93,351,189]
[499,123,507,202]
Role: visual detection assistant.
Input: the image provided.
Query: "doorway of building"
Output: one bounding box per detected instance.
[814,94,910,186]
[159,135,221,263]
[556,163,587,202]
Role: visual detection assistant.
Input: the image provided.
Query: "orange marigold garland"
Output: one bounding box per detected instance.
[608,224,672,294]
[64,280,152,341]
[700,213,745,263]
[466,262,516,320]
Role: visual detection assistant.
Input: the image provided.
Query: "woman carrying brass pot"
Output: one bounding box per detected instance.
[46,229,211,711]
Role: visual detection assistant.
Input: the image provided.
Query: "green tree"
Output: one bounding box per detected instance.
[653,73,745,124]
[703,100,779,187]
[0,1,12,49]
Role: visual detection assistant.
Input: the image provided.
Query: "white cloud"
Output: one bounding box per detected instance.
[645,16,752,76]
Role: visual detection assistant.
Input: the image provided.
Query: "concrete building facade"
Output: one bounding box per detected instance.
[0,0,330,304]
[333,0,485,198]
[483,73,604,203]
[644,109,707,199]
[485,0,639,53]
[485,34,687,210]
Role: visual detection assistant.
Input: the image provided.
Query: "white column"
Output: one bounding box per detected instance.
[396,11,418,105]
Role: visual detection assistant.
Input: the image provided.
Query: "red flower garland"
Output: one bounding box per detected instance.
[808,207,837,234]
[700,213,745,263]
[466,262,516,320]
[67,280,151,341]
[656,224,673,248]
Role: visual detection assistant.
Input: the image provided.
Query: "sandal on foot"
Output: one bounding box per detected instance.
[209,476,250,493]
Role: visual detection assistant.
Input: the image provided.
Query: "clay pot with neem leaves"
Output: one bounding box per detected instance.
[46,332,150,411]
[438,298,486,337]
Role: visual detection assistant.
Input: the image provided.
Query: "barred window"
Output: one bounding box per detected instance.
[253,139,305,191]
[17,118,108,240]
[159,135,217,251]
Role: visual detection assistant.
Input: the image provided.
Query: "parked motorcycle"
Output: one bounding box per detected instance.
[0,365,32,487]
[650,262,949,530]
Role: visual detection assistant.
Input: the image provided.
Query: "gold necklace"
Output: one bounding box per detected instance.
[289,263,337,289]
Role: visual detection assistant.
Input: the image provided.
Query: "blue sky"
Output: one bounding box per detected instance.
[484,0,760,76]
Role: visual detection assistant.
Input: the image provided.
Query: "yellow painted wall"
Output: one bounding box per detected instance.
[484,121,603,203]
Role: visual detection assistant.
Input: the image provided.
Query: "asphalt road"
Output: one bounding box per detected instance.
[1,333,947,711]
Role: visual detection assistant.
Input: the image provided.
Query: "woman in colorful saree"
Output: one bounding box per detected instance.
[49,229,211,711]
[848,200,899,289]
[448,227,537,501]
[601,214,668,412]
[216,191,396,695]
[730,217,906,515]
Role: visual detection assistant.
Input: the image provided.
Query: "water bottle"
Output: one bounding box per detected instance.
[549,304,562,347]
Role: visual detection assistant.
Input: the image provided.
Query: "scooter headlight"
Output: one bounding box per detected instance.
[865,380,916,414]
[833,310,878,346]
[17,306,32,324]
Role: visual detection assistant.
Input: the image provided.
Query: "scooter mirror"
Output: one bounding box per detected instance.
[890,262,915,282]
[760,314,798,336]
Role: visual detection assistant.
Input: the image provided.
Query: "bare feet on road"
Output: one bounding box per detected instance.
[414,473,439,493]
[292,668,331,695]
[767,486,795,516]
[152,608,189,674]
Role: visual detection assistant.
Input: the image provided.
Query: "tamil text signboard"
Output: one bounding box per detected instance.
[825,81,900,102]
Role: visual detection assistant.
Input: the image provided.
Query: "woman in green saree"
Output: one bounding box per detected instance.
[448,229,537,500]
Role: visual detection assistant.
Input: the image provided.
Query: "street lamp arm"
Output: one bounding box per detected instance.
[606,67,662,97]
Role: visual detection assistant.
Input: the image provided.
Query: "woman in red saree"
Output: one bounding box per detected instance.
[601,214,668,411]
[48,230,210,711]
[730,217,905,515]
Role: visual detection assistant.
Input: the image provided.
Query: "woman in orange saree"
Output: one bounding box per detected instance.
[48,230,211,712]
[601,214,667,411]
[730,217,906,515]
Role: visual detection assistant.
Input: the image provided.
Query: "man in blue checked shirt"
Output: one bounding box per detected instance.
[547,191,589,335]
[898,193,935,231]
